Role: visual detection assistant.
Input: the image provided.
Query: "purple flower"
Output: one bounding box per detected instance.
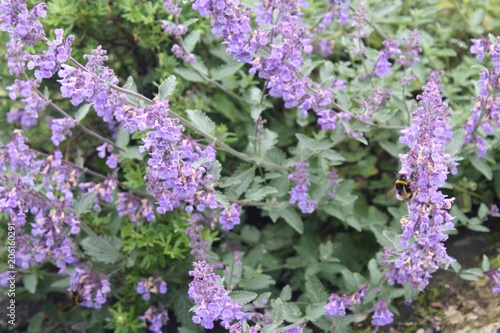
[186,213,211,260]
[288,159,317,214]
[116,193,155,225]
[136,276,168,301]
[371,298,393,326]
[382,71,456,290]
[0,1,46,46]
[27,28,74,80]
[50,117,76,146]
[219,203,242,230]
[188,260,245,329]
[485,269,500,294]
[68,267,111,308]
[141,305,170,333]
[464,37,500,156]
[6,79,48,127]
[78,175,117,212]
[324,294,351,317]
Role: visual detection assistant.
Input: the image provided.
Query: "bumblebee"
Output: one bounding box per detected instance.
[387,174,413,201]
[68,289,82,305]
[395,174,413,200]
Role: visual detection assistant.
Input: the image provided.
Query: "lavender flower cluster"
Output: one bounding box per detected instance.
[188,260,245,329]
[136,276,168,301]
[68,266,111,309]
[288,159,317,214]
[466,37,500,156]
[382,72,456,291]
[141,305,170,333]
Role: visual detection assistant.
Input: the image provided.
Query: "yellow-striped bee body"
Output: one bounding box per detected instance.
[68,290,82,305]
[394,174,413,200]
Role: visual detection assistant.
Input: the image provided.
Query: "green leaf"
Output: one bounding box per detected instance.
[467,224,490,232]
[336,90,352,109]
[211,62,245,80]
[121,146,143,160]
[174,68,204,82]
[470,156,492,180]
[482,255,490,272]
[478,203,489,219]
[116,129,130,149]
[280,208,304,234]
[305,275,328,303]
[240,273,276,290]
[158,75,177,100]
[368,259,382,285]
[228,291,258,304]
[446,129,465,156]
[50,277,70,290]
[27,312,44,333]
[74,192,98,217]
[80,236,121,265]
[302,60,325,77]
[184,29,201,53]
[186,109,215,135]
[319,241,333,261]
[208,160,222,183]
[22,274,37,294]
[74,103,92,122]
[306,304,326,321]
[226,165,254,199]
[280,285,292,302]
[245,186,278,201]
[122,76,138,93]
[219,177,241,188]
[241,225,261,244]
[215,191,230,210]
[430,48,457,57]
[191,59,208,75]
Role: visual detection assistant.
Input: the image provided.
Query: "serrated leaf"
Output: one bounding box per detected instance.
[319,241,334,261]
[74,192,98,217]
[22,274,37,294]
[296,134,331,152]
[240,271,275,290]
[80,236,121,264]
[122,76,138,92]
[211,62,245,80]
[191,59,208,75]
[283,303,302,322]
[226,165,254,199]
[215,191,230,210]
[306,304,326,321]
[302,60,325,77]
[158,75,177,100]
[245,186,278,201]
[219,177,241,188]
[305,275,328,303]
[186,109,215,134]
[280,285,292,302]
[74,103,92,122]
[207,160,221,182]
[184,30,201,53]
[228,291,258,304]
[174,68,204,82]
[280,208,304,234]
